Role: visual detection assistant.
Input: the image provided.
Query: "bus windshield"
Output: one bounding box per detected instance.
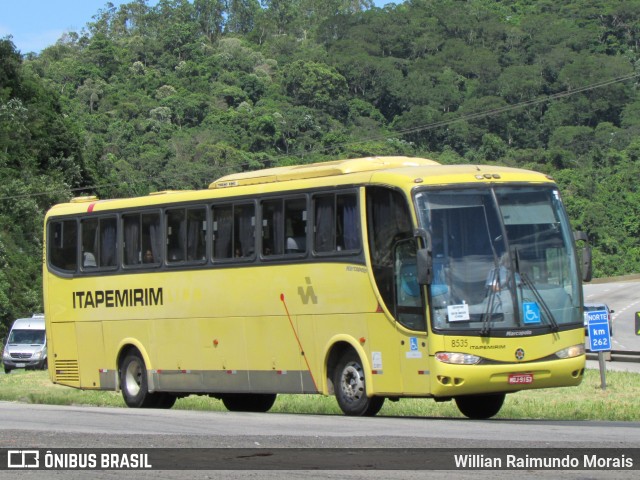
[415,186,581,334]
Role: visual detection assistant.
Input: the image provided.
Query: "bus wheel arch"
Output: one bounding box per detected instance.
[327,342,384,417]
[117,345,175,409]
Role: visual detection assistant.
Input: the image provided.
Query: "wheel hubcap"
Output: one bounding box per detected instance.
[124,360,142,396]
[340,362,364,403]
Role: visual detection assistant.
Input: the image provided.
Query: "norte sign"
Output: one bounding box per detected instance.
[587,310,611,352]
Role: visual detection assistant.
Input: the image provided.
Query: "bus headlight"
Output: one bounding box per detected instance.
[435,352,481,365]
[2,350,9,360]
[32,351,42,359]
[555,344,585,359]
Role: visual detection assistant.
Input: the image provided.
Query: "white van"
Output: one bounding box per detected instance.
[2,314,47,374]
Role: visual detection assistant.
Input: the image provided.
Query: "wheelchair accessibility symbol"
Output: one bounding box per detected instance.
[523,302,541,324]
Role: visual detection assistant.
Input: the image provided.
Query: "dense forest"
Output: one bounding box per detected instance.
[1,0,640,333]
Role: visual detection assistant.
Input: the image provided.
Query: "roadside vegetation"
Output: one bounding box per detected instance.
[1,368,638,421]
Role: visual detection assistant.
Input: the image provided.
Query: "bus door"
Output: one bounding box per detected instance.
[393,238,430,395]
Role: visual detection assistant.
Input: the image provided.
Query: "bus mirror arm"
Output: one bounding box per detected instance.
[573,231,592,283]
[413,229,433,285]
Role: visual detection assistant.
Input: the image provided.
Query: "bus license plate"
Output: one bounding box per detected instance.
[508,373,533,385]
[16,363,26,368]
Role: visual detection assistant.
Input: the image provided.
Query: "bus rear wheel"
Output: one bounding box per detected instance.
[455,393,505,419]
[333,350,384,416]
[120,352,171,409]
[221,393,277,412]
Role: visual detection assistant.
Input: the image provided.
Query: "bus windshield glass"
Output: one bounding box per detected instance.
[415,186,581,334]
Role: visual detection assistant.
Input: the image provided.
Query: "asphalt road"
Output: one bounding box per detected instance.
[584,277,640,351]
[1,402,640,479]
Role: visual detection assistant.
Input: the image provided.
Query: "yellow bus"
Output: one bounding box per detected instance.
[43,156,590,419]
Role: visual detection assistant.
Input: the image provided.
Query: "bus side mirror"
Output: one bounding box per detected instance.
[574,231,592,283]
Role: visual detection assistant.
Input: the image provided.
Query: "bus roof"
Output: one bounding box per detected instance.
[209,156,440,188]
[47,157,554,216]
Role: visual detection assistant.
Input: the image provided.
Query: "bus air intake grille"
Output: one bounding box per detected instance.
[54,360,80,382]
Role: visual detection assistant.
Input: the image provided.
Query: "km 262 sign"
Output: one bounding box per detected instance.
[587,310,611,352]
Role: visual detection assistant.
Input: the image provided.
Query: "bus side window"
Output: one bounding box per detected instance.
[314,192,359,254]
[186,207,206,261]
[123,212,161,266]
[262,197,307,256]
[123,214,141,265]
[213,204,254,260]
[337,193,359,251]
[314,194,335,252]
[261,199,282,256]
[234,204,255,258]
[143,212,161,264]
[81,218,99,270]
[166,209,185,262]
[81,216,117,269]
[285,198,306,254]
[49,220,78,271]
[213,205,233,259]
[100,218,117,267]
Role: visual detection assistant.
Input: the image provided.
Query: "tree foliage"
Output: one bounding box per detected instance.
[1,0,640,332]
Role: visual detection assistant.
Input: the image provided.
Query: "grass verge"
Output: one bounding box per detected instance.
[0,368,638,421]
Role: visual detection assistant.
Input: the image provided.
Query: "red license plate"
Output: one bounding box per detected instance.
[508,373,533,385]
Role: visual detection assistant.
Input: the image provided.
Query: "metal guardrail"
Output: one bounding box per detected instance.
[586,350,640,363]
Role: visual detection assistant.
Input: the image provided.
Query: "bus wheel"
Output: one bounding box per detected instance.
[3,366,11,374]
[221,393,277,412]
[455,393,505,419]
[334,351,384,416]
[120,352,159,408]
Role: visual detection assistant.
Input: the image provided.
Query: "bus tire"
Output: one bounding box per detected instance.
[3,366,11,374]
[333,350,384,416]
[221,393,277,412]
[455,393,505,419]
[120,352,161,408]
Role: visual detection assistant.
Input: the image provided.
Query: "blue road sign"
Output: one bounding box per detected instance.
[587,310,611,352]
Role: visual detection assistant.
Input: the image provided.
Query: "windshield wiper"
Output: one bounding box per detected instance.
[519,272,559,332]
[481,286,498,336]
[481,260,502,336]
[512,248,559,331]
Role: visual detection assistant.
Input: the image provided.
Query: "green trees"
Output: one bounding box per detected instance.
[0,38,84,332]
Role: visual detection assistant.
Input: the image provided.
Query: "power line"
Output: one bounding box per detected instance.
[1,71,639,202]
[392,71,640,138]
[294,71,640,154]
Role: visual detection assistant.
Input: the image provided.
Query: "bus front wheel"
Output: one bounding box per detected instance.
[120,352,171,409]
[455,393,505,419]
[333,350,384,416]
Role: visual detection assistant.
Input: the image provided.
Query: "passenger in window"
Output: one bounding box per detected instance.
[83,252,97,268]
[143,250,154,263]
